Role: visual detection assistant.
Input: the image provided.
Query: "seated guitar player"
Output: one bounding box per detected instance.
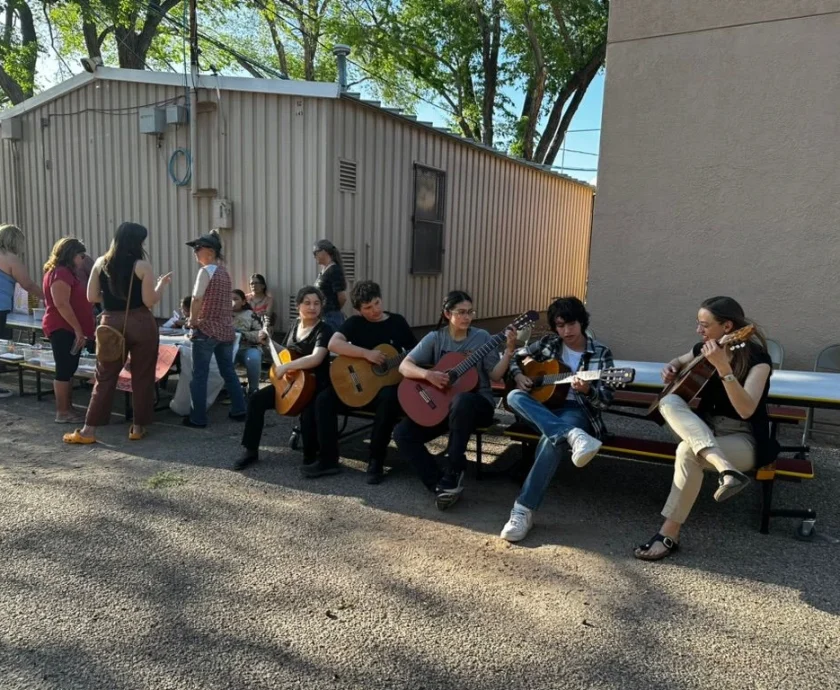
[635,296,775,562]
[233,286,333,471]
[394,290,516,511]
[315,280,418,484]
[500,297,614,543]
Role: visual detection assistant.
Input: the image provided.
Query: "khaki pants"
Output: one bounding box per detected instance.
[658,394,755,525]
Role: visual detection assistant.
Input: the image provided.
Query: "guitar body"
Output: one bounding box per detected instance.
[270,347,316,416]
[647,357,716,416]
[523,358,572,405]
[330,343,403,408]
[398,351,480,427]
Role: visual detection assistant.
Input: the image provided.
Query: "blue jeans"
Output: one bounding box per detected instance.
[189,331,247,425]
[323,310,344,331]
[234,346,262,395]
[506,390,592,511]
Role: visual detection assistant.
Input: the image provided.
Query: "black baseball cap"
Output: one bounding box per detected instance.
[185,232,222,252]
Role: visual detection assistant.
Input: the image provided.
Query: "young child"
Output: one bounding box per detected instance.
[162,296,192,329]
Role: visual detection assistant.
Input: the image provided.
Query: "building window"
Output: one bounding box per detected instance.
[411,164,445,275]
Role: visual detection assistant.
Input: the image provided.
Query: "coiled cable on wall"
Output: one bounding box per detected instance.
[168,148,192,186]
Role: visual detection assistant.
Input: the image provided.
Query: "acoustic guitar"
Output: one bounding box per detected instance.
[398,311,539,427]
[509,359,636,406]
[647,325,756,416]
[330,343,407,407]
[268,338,316,416]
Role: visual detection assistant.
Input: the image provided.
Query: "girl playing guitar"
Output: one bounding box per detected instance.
[635,296,777,561]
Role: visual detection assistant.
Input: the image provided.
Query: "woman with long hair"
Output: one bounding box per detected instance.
[232,289,263,395]
[0,224,44,398]
[634,296,776,561]
[63,222,172,444]
[42,238,96,422]
[234,285,333,472]
[394,290,516,510]
[183,230,247,428]
[312,239,347,331]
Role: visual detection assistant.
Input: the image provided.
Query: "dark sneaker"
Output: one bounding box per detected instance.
[300,460,342,478]
[435,471,464,511]
[228,412,247,422]
[366,459,384,485]
[182,417,207,429]
[233,450,259,471]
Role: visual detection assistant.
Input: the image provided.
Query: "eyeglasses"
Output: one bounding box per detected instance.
[312,250,322,256]
[450,309,476,317]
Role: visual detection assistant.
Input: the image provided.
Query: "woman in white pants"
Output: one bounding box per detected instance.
[635,296,776,561]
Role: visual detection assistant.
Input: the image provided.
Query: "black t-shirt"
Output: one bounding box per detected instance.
[338,312,417,352]
[691,341,772,420]
[315,264,346,313]
[283,319,333,387]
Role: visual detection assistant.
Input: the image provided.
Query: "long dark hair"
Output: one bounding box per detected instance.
[701,296,767,381]
[43,237,86,274]
[314,239,343,270]
[103,222,147,299]
[436,290,473,330]
[232,289,251,311]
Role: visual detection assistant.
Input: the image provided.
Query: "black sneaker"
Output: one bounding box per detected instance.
[366,459,384,485]
[182,417,207,429]
[228,412,247,422]
[300,460,342,478]
[233,450,259,471]
[435,471,464,511]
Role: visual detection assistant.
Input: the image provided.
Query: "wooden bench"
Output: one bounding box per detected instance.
[502,414,816,537]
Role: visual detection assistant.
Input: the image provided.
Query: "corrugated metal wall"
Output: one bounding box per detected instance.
[329,99,594,327]
[0,75,593,331]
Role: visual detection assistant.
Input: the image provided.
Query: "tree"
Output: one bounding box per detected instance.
[1,0,38,105]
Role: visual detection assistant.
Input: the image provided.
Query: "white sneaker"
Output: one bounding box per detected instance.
[500,502,534,542]
[567,428,602,468]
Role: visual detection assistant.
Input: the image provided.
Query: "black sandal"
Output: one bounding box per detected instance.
[714,469,750,503]
[634,533,679,561]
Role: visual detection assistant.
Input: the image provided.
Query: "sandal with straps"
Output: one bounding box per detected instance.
[634,533,679,561]
[63,429,96,445]
[129,425,147,441]
[714,469,750,503]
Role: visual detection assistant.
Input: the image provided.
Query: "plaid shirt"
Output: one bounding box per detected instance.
[509,334,615,439]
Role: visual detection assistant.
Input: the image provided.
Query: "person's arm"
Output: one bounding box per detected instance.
[510,336,553,390]
[162,311,180,328]
[579,345,615,410]
[8,255,43,300]
[489,329,517,382]
[262,293,274,318]
[238,313,263,345]
[328,331,386,364]
[277,347,329,373]
[50,274,85,344]
[331,267,347,309]
[137,261,171,308]
[87,259,104,303]
[702,341,771,419]
[662,349,696,382]
[188,268,209,326]
[336,291,347,309]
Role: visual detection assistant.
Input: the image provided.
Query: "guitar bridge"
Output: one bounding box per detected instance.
[415,383,437,409]
[348,366,362,393]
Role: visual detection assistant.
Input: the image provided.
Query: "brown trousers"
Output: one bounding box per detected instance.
[85,307,159,427]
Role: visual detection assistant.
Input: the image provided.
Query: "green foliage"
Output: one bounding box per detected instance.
[146,470,187,489]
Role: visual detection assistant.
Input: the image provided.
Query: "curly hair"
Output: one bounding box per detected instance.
[43,238,86,274]
[350,280,382,310]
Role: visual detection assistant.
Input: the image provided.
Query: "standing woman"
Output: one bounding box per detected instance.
[395,290,516,510]
[234,286,333,471]
[313,239,347,331]
[634,296,776,561]
[246,273,275,331]
[183,230,247,428]
[42,238,96,423]
[63,222,172,444]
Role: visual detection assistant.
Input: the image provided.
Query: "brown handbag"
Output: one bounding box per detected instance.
[95,268,135,363]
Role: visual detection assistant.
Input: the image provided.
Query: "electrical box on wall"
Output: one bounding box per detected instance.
[1,117,22,141]
[213,198,233,229]
[139,107,166,134]
[166,105,189,125]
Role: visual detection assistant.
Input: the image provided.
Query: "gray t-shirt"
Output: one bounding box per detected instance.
[407,327,498,404]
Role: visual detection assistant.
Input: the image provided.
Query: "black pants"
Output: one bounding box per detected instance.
[393,391,495,491]
[49,328,82,382]
[0,309,8,339]
[315,384,402,464]
[241,383,322,462]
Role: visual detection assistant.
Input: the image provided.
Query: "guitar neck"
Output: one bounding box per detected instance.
[268,339,282,368]
[385,351,409,370]
[539,369,602,386]
[449,330,507,382]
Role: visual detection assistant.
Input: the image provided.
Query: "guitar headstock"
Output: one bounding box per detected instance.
[718,325,755,350]
[509,311,539,332]
[601,367,636,388]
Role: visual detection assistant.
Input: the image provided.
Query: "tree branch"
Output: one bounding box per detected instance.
[520,2,547,160]
[548,0,579,62]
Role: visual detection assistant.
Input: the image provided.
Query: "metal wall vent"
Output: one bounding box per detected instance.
[339,159,357,193]
[340,251,356,282]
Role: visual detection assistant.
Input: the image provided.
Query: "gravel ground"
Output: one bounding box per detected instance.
[1,375,839,690]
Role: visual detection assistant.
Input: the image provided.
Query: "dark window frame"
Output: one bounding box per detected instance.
[411,164,446,275]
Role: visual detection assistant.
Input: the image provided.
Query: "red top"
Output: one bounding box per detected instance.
[42,267,96,338]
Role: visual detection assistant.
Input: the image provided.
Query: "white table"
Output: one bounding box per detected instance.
[615,360,840,411]
[5,313,43,344]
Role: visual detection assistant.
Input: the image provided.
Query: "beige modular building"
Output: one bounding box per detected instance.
[0,68,594,330]
[588,0,840,369]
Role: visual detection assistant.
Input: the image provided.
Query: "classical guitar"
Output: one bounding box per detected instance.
[398,311,539,427]
[330,343,407,407]
[647,325,756,416]
[268,338,316,416]
[510,359,636,406]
